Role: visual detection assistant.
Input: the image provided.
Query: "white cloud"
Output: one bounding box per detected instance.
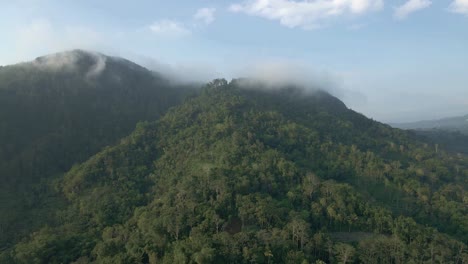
[394,0,432,20]
[234,59,339,92]
[149,20,191,36]
[231,59,367,107]
[449,0,468,15]
[132,55,221,84]
[194,8,216,24]
[229,0,384,29]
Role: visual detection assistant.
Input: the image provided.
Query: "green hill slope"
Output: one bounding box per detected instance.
[3,79,466,263]
[0,50,192,247]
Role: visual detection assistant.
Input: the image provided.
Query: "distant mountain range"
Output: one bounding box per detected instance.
[391,115,468,155]
[391,114,468,133]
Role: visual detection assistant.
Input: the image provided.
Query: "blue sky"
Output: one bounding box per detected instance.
[0,0,467,123]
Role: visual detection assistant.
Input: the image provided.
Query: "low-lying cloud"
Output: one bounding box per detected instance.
[132,54,366,107]
[86,54,107,78]
[232,60,367,107]
[234,60,334,90]
[131,55,222,84]
[32,50,108,78]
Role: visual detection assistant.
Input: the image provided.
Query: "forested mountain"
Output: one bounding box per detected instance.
[391,115,468,155]
[0,50,192,249]
[392,115,468,134]
[1,77,466,263]
[414,130,468,155]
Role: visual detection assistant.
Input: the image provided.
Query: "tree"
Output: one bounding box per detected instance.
[334,243,355,264]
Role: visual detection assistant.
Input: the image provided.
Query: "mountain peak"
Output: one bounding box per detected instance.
[31,49,107,76]
[23,49,153,79]
[34,49,104,64]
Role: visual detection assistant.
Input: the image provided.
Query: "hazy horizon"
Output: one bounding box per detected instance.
[1,0,467,123]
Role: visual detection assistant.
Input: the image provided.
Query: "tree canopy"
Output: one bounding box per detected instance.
[2,78,466,263]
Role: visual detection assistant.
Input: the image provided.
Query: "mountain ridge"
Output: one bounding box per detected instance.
[0,50,193,248]
[391,114,468,131]
[0,51,467,263]
[2,78,467,263]
[391,114,468,155]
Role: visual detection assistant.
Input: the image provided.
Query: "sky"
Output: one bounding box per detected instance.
[0,0,467,123]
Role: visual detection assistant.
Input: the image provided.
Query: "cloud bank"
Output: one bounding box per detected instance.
[394,0,432,20]
[131,55,221,84]
[449,0,468,15]
[229,0,384,29]
[232,59,365,102]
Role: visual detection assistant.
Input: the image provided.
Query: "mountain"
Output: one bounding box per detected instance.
[0,50,193,248]
[1,78,466,263]
[391,115,468,155]
[392,115,468,133]
[413,130,468,155]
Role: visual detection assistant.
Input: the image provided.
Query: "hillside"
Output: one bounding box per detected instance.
[0,50,192,247]
[2,79,466,263]
[414,130,468,155]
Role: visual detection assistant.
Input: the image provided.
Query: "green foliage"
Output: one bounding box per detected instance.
[415,129,468,154]
[1,77,467,263]
[0,51,191,247]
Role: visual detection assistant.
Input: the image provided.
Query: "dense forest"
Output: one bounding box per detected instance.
[0,50,192,249]
[0,52,467,263]
[414,130,468,155]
